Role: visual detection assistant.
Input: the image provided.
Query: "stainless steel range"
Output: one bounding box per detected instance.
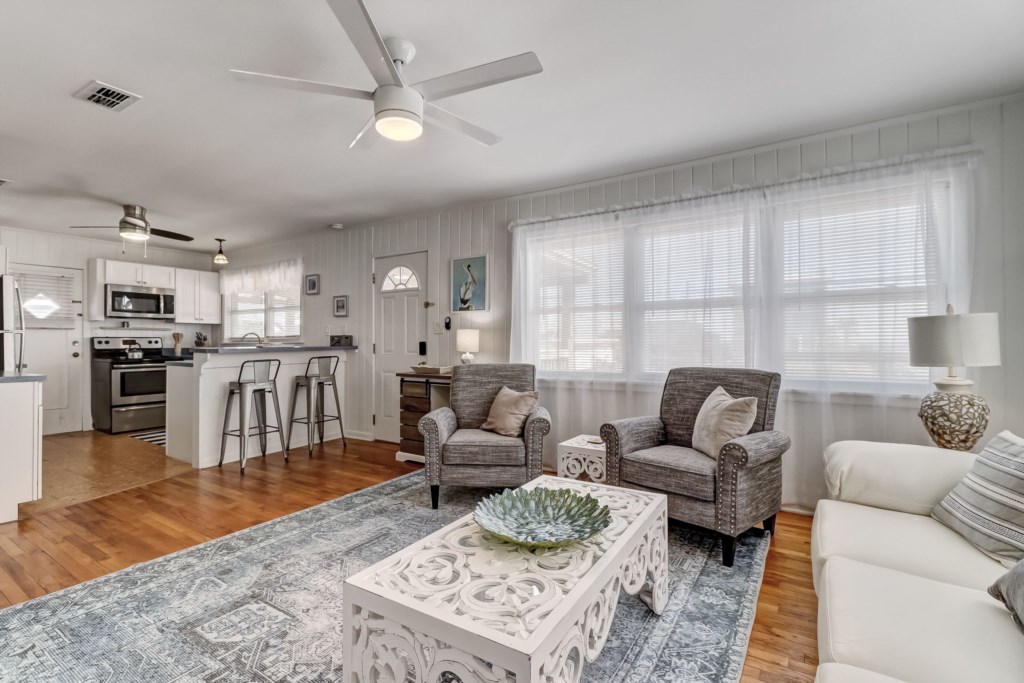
[90,336,183,433]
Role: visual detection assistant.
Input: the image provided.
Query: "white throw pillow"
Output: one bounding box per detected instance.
[692,386,757,459]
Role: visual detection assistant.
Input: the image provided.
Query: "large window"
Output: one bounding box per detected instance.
[512,165,967,392]
[221,258,302,340]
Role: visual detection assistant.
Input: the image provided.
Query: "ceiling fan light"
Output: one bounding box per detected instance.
[119,224,150,241]
[375,112,423,141]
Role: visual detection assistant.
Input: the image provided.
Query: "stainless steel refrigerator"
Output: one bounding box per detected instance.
[0,267,26,373]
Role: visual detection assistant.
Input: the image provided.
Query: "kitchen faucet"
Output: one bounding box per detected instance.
[241,332,263,344]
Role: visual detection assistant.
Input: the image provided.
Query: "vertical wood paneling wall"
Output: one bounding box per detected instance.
[230,94,1024,447]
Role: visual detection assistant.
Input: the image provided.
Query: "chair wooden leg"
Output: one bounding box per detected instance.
[430,485,440,510]
[763,513,778,537]
[721,534,737,567]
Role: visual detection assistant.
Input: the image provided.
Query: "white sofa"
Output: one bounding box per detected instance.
[812,440,1024,683]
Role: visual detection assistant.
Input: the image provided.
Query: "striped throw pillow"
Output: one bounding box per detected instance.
[932,430,1024,567]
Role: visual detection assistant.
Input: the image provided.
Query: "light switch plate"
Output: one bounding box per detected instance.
[433,321,443,334]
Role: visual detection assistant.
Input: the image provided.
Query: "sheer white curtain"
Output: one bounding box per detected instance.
[510,153,975,512]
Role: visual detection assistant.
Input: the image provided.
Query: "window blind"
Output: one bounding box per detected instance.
[512,163,966,390]
[10,267,77,329]
[779,180,945,385]
[221,258,302,340]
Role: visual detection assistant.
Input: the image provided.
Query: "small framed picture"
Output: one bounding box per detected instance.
[305,274,320,295]
[451,255,488,312]
[333,295,349,317]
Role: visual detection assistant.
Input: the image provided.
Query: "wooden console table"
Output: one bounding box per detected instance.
[395,372,451,463]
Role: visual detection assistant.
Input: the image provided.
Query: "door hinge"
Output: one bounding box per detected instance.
[372,272,376,284]
[373,342,376,353]
[372,414,376,425]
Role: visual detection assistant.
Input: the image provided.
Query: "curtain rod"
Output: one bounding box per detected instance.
[507,145,980,231]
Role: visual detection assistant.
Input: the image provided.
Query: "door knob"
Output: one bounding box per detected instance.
[72,352,80,358]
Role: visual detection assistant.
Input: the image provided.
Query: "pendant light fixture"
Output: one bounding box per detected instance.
[213,238,229,265]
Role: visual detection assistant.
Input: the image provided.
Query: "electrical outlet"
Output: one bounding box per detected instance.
[433,321,443,335]
[324,324,331,335]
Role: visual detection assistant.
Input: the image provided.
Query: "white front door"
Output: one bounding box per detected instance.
[373,252,428,442]
[10,264,85,434]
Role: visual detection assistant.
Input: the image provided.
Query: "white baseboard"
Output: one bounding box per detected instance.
[345,430,375,442]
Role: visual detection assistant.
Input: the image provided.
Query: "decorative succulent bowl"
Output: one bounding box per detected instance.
[474,487,611,549]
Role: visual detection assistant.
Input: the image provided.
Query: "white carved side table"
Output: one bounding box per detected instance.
[557,434,607,482]
[343,476,668,683]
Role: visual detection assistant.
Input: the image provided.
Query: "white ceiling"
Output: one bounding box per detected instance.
[1,0,1023,253]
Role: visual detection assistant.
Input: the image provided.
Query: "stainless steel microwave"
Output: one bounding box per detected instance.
[105,284,175,320]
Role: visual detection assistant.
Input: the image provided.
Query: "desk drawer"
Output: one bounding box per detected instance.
[401,410,426,427]
[400,396,430,413]
[401,424,423,441]
[400,439,425,456]
[402,381,429,398]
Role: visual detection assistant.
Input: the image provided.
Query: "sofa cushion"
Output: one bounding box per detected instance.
[812,499,1005,592]
[692,386,757,459]
[818,557,1024,683]
[932,430,1024,567]
[988,559,1024,633]
[621,445,716,501]
[442,429,526,466]
[825,440,975,515]
[815,664,907,683]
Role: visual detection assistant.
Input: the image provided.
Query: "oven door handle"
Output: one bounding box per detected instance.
[112,366,166,372]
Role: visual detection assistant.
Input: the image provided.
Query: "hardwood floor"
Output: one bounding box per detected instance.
[20,431,193,516]
[0,432,817,681]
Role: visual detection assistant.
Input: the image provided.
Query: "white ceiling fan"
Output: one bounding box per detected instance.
[230,0,542,148]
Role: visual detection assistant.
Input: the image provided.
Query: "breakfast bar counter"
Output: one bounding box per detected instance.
[166,346,355,468]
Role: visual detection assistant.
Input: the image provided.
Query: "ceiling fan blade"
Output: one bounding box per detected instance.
[423,104,501,146]
[69,225,117,230]
[349,115,376,149]
[326,0,403,87]
[229,70,373,100]
[414,52,542,102]
[149,228,194,242]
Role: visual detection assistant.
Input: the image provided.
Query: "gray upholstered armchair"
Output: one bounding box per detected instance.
[419,364,551,509]
[601,368,790,566]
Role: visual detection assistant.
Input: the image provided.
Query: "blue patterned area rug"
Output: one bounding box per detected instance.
[0,473,769,682]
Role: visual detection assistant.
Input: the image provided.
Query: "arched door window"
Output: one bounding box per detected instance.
[381,266,420,292]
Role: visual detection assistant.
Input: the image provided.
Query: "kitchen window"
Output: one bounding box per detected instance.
[221,258,303,340]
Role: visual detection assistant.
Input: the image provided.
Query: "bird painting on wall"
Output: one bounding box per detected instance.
[451,255,488,312]
[458,263,478,311]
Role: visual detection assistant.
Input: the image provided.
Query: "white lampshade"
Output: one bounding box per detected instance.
[456,328,480,354]
[908,312,1001,368]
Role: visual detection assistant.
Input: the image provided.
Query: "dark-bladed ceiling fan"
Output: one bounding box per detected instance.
[230,0,543,148]
[70,205,194,242]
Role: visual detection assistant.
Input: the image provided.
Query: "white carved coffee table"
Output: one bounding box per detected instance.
[343,476,668,683]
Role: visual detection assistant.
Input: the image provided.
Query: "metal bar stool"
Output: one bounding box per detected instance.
[219,359,286,472]
[286,355,346,456]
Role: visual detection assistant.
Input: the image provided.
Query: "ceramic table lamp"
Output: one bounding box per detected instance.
[456,328,480,364]
[908,305,1000,450]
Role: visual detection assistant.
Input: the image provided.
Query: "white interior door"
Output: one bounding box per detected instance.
[374,252,428,442]
[10,264,84,434]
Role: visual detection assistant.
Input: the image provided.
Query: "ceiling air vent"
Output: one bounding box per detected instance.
[74,80,142,112]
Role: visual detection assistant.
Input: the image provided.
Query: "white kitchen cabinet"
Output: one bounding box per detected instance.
[174,268,221,324]
[103,260,176,288]
[0,378,44,524]
[104,259,143,286]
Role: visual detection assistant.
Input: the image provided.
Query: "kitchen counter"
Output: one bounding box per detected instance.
[0,372,47,383]
[193,345,357,354]
[165,348,351,468]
